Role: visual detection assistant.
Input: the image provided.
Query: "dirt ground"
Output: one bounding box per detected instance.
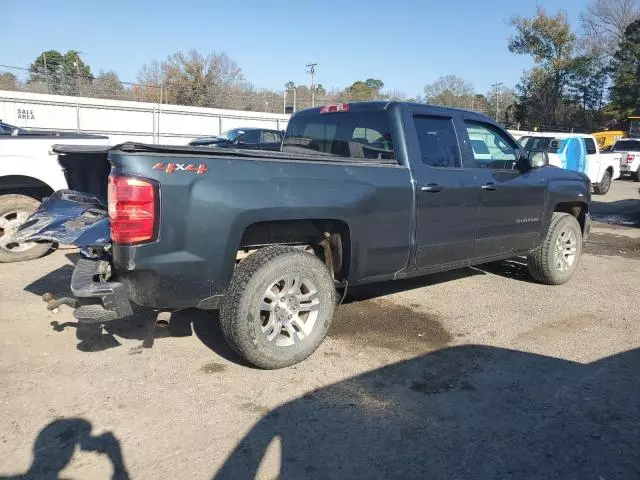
[1,180,639,479]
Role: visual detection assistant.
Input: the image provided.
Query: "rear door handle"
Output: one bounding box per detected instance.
[420,184,444,193]
[480,182,497,191]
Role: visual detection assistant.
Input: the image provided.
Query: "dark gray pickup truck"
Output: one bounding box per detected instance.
[15,102,591,368]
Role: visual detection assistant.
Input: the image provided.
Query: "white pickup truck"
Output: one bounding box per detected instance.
[0,134,110,262]
[613,138,640,181]
[519,133,621,195]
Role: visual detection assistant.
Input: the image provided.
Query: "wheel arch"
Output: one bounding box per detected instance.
[553,201,588,234]
[0,175,55,201]
[237,218,352,281]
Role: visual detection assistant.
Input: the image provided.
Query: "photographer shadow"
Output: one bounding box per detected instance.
[0,418,129,480]
[214,345,640,479]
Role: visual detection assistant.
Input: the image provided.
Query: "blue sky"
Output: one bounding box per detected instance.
[3,0,587,96]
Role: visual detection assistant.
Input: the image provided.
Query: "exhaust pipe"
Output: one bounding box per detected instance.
[155,311,172,328]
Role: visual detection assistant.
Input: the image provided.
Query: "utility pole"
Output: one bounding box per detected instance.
[74,51,86,97]
[42,52,49,93]
[75,60,81,96]
[285,83,297,113]
[491,81,503,122]
[306,63,317,108]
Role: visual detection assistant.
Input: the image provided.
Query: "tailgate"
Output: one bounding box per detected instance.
[53,144,113,199]
[620,152,639,169]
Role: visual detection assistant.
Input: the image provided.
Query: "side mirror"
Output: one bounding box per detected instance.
[236,139,246,145]
[528,151,548,169]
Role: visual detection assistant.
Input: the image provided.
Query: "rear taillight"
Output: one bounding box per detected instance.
[627,154,635,163]
[108,176,156,244]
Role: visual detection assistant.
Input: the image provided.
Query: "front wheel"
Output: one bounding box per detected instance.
[220,245,337,369]
[593,170,612,195]
[527,212,583,285]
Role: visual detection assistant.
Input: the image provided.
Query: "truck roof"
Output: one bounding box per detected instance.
[294,101,499,122]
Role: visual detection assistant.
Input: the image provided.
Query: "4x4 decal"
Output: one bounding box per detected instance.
[152,163,208,174]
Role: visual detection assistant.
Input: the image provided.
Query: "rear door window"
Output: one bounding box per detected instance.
[262,131,282,143]
[584,137,597,155]
[412,116,462,168]
[240,130,261,144]
[283,110,394,160]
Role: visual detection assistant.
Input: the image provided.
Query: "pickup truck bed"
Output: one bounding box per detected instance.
[15,101,592,368]
[41,142,410,309]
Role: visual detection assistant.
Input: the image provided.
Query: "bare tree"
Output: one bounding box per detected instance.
[382,89,412,101]
[137,60,163,86]
[90,70,126,99]
[0,72,18,91]
[204,52,245,108]
[581,0,640,56]
[137,50,245,108]
[424,75,475,108]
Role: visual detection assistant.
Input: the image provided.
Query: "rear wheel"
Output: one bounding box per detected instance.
[634,168,640,182]
[0,194,52,263]
[220,245,336,369]
[593,170,612,195]
[527,212,582,285]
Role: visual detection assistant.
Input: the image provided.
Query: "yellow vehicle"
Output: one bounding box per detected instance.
[592,117,640,150]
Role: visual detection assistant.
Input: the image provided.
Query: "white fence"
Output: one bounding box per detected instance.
[0,90,291,145]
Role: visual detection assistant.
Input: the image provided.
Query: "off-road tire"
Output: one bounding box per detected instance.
[527,212,582,285]
[220,245,336,369]
[593,170,612,195]
[0,194,52,263]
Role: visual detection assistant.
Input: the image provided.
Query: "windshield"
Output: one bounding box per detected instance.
[217,128,247,141]
[613,139,640,152]
[283,110,395,160]
[522,136,558,152]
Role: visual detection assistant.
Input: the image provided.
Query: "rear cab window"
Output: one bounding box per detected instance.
[613,139,640,152]
[522,136,556,153]
[584,137,597,155]
[283,109,395,161]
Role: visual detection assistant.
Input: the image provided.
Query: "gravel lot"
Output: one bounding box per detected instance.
[1,180,639,479]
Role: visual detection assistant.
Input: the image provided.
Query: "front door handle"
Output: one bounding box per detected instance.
[480,182,497,191]
[420,183,444,193]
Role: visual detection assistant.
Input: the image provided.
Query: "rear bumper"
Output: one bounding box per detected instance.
[70,258,133,321]
[65,256,225,322]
